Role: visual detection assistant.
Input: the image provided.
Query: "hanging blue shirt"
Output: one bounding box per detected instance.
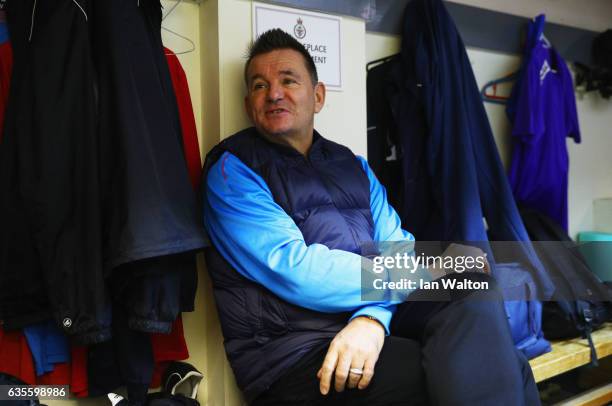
[203,152,417,334]
[23,321,70,376]
[508,37,580,231]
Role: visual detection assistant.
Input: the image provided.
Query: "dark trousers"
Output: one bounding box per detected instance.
[253,274,540,405]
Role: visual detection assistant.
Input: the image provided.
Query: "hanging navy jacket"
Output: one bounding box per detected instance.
[369,0,554,299]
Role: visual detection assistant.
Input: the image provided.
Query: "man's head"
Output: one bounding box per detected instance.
[244,29,325,153]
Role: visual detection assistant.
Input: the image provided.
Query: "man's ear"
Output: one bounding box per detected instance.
[314,82,326,114]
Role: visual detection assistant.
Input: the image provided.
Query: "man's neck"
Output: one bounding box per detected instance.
[261,129,313,156]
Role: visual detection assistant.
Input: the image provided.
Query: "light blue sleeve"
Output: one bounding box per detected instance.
[348,157,417,328]
[203,152,401,333]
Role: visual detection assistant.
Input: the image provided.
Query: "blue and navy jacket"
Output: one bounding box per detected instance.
[202,127,413,401]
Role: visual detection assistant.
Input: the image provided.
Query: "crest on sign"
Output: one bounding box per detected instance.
[294,18,306,39]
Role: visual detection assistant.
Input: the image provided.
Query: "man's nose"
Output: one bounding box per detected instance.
[266,82,283,102]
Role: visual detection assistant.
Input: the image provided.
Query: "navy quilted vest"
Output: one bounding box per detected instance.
[203,127,375,401]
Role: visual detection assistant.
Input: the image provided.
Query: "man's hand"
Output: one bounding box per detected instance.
[428,243,491,279]
[316,316,385,395]
[444,243,491,274]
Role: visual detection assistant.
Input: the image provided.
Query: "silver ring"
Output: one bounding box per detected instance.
[349,368,364,375]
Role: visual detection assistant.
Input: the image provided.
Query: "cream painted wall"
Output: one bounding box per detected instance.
[365,33,612,239]
[315,17,367,157]
[365,32,399,63]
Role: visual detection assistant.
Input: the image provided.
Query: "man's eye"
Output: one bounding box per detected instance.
[253,83,267,90]
[283,78,297,85]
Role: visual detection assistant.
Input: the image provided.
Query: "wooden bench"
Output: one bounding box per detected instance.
[529,323,612,405]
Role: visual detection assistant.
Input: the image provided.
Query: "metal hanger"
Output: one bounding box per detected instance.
[161,0,196,55]
[163,0,182,20]
[366,53,399,71]
[162,26,195,55]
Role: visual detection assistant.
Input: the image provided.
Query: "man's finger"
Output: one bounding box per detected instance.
[346,358,365,390]
[334,351,353,393]
[358,356,377,390]
[318,346,339,395]
[481,254,491,274]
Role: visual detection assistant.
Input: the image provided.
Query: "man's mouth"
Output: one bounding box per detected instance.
[266,108,289,115]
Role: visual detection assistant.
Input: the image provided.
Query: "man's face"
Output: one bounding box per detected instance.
[244,48,325,143]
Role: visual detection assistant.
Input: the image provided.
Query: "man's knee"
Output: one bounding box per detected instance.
[438,274,510,333]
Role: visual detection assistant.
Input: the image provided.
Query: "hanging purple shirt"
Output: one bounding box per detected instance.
[508,40,580,231]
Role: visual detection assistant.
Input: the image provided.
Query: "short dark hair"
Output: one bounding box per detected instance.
[244,28,318,86]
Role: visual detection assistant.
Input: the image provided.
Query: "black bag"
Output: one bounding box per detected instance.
[520,208,612,365]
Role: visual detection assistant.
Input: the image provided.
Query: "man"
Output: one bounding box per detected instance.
[202,29,539,405]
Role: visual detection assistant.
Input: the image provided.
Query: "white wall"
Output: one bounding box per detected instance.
[315,18,367,157]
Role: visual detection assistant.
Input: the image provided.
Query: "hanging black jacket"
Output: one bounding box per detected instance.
[0,0,108,340]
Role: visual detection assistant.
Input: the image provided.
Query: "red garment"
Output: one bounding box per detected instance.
[0,41,12,142]
[37,345,88,397]
[70,346,88,397]
[37,363,69,388]
[150,317,189,388]
[151,317,189,362]
[0,328,87,396]
[165,47,201,190]
[0,327,36,385]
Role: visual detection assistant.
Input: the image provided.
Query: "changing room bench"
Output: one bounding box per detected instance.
[529,323,612,405]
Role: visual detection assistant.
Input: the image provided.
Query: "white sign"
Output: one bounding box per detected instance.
[252,2,343,91]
